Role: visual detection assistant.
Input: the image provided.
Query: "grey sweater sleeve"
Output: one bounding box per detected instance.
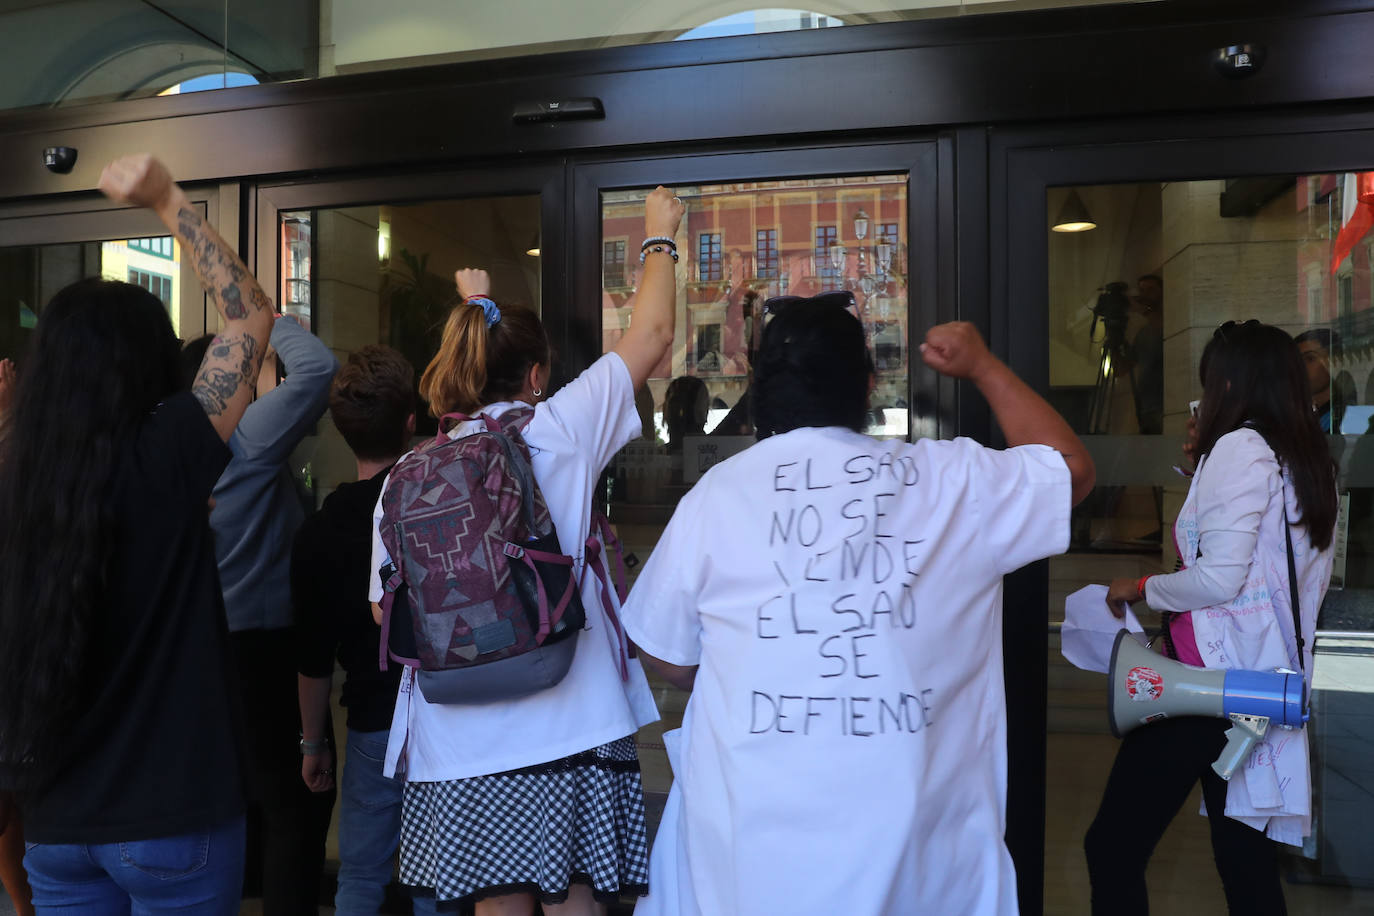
[230,316,339,465]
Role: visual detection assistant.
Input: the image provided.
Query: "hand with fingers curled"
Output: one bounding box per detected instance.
[645,186,686,238]
[454,268,491,301]
[919,321,999,381]
[97,154,179,214]
[301,748,335,794]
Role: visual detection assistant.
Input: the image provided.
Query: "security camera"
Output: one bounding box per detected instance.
[43,147,77,174]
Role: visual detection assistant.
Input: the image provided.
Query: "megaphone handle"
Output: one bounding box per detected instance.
[1212,714,1270,781]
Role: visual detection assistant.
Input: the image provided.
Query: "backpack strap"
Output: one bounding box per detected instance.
[584,534,630,681]
[377,560,420,672]
[504,543,579,643]
[592,510,629,604]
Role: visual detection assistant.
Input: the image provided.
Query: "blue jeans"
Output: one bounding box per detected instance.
[23,816,245,915]
[336,729,436,915]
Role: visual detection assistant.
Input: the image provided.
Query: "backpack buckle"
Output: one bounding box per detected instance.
[504,543,526,559]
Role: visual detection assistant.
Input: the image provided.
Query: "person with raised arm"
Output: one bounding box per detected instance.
[367,188,684,915]
[622,301,1093,916]
[0,154,274,914]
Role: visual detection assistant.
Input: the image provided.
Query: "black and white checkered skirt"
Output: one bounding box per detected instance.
[399,735,650,905]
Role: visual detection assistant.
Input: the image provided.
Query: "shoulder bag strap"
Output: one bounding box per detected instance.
[1282,499,1306,674]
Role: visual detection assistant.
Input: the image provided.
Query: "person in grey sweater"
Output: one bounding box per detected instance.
[184,314,338,915]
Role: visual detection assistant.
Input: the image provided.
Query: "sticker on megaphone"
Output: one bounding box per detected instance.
[1107,630,1306,780]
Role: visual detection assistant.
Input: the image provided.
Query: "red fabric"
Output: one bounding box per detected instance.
[1331,172,1374,274]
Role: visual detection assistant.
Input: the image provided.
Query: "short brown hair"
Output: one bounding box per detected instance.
[330,345,415,461]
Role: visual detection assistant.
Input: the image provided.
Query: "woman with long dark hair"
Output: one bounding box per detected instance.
[367,189,684,915]
[1087,319,1337,915]
[0,155,275,913]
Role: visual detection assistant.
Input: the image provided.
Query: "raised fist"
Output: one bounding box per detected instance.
[454,268,490,300]
[98,155,176,212]
[919,321,996,380]
[645,186,686,239]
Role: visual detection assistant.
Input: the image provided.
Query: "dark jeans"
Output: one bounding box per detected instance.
[1084,716,1287,916]
[231,628,336,916]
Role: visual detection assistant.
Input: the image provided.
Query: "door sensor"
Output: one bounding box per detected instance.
[513,98,604,123]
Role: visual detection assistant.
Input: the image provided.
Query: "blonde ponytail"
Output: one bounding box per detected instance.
[420,298,551,418]
[420,303,488,416]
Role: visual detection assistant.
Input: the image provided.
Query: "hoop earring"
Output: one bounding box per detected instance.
[532,386,543,399]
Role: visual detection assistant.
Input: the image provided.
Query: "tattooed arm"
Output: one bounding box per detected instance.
[99,155,275,442]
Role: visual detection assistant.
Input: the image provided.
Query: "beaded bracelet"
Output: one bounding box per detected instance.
[640,244,679,264]
[640,235,677,252]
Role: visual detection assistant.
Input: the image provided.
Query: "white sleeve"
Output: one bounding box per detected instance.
[1146,432,1272,613]
[367,474,393,604]
[621,487,707,667]
[964,441,1073,576]
[535,352,644,476]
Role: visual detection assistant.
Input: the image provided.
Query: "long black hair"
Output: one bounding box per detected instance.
[752,294,873,439]
[0,279,182,787]
[1195,320,1338,550]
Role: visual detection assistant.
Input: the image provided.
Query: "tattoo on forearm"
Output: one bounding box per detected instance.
[220,284,246,320]
[193,333,261,418]
[193,368,238,417]
[175,205,268,321]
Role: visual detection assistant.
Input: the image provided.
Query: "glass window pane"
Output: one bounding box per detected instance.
[282,195,540,503]
[326,1,1163,74]
[1045,174,1374,907]
[0,0,302,113]
[2,233,204,370]
[601,173,911,825]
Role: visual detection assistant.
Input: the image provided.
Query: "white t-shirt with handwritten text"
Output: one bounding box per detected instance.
[623,426,1071,916]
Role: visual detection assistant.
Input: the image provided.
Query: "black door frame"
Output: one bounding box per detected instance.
[989,105,1374,913]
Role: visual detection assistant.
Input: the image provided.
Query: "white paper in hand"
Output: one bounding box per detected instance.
[1061,584,1146,673]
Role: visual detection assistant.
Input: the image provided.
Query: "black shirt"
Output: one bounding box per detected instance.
[293,468,403,732]
[23,393,245,843]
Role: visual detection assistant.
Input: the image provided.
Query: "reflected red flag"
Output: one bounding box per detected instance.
[1331,171,1374,274]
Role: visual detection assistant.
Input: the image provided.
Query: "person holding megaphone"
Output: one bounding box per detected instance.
[1085,319,1337,916]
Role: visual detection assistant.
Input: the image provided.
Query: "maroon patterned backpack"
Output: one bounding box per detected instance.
[376,408,585,704]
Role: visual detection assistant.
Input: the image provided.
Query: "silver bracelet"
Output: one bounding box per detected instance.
[299,737,328,756]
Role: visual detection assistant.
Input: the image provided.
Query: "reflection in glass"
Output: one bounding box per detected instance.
[1,236,200,372]
[282,195,539,504]
[1046,174,1374,910]
[0,0,305,113]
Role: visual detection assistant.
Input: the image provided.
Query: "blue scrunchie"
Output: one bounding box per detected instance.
[466,296,501,327]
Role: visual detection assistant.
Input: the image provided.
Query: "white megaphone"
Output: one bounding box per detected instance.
[1107,630,1307,780]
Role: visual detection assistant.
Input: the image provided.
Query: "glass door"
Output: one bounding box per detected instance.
[255,165,565,508]
[0,194,218,371]
[570,141,941,848]
[998,124,1374,914]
